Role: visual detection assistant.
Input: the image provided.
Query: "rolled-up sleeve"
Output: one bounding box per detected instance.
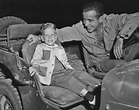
[117,12,139,38]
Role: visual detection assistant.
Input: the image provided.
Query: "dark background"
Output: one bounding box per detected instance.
[0,0,138,60]
[0,0,139,28]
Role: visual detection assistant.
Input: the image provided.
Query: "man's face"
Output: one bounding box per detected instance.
[42,28,57,46]
[83,10,100,33]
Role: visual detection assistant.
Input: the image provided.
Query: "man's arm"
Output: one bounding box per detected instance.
[118,12,139,38]
[27,22,83,44]
[27,34,41,45]
[113,12,139,59]
[56,22,83,43]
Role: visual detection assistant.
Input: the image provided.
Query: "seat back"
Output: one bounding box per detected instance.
[6,24,42,57]
[22,40,83,106]
[7,24,42,40]
[9,24,60,64]
[19,24,84,106]
[22,40,41,65]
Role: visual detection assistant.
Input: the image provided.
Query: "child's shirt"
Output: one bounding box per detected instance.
[31,43,73,85]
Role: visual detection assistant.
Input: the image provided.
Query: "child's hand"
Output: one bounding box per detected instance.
[29,67,37,76]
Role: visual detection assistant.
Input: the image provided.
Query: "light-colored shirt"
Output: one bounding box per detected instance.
[56,12,139,63]
[31,43,73,85]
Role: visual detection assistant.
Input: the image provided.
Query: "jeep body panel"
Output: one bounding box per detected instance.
[0,22,87,110]
[99,60,139,110]
[0,49,59,110]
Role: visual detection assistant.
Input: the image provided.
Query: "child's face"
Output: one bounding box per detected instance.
[42,28,57,46]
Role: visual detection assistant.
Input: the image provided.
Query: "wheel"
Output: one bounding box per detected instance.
[0,16,27,34]
[0,80,22,110]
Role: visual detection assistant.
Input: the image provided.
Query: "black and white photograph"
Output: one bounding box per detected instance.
[0,0,139,110]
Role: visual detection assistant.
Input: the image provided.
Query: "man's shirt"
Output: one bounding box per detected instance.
[56,12,139,63]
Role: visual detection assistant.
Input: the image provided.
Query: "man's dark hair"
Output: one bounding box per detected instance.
[83,2,104,18]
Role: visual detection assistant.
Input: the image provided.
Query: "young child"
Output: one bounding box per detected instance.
[29,23,101,102]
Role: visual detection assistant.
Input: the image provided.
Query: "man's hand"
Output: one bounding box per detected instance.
[27,34,40,45]
[29,67,37,76]
[113,37,123,59]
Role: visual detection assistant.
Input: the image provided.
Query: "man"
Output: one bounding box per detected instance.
[27,1,139,74]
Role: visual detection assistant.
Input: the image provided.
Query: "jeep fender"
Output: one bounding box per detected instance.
[0,51,33,86]
[99,59,139,110]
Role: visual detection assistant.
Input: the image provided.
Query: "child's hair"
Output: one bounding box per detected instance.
[40,23,56,35]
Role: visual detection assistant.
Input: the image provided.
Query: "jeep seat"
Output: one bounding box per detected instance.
[13,24,84,106]
[22,40,83,106]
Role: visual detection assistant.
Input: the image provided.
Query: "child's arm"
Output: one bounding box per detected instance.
[29,45,42,76]
[58,47,74,70]
[31,45,42,66]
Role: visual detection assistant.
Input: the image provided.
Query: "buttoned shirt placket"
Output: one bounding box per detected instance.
[38,45,56,85]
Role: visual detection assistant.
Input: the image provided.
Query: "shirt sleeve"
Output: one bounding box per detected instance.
[31,44,42,68]
[56,22,83,43]
[57,46,74,70]
[117,12,139,38]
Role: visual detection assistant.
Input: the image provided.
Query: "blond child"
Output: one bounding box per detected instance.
[29,23,100,102]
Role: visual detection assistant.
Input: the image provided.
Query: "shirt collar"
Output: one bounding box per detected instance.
[42,43,58,49]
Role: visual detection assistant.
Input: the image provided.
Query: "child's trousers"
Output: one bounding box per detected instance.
[49,69,101,96]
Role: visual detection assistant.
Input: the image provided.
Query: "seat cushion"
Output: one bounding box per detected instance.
[42,86,81,105]
[22,40,83,105]
[20,25,84,106]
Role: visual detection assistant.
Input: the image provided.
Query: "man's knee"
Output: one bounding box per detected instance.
[98,59,126,73]
[114,60,126,67]
[122,42,139,61]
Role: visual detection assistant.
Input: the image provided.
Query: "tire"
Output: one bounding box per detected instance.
[0,80,22,110]
[0,16,27,34]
